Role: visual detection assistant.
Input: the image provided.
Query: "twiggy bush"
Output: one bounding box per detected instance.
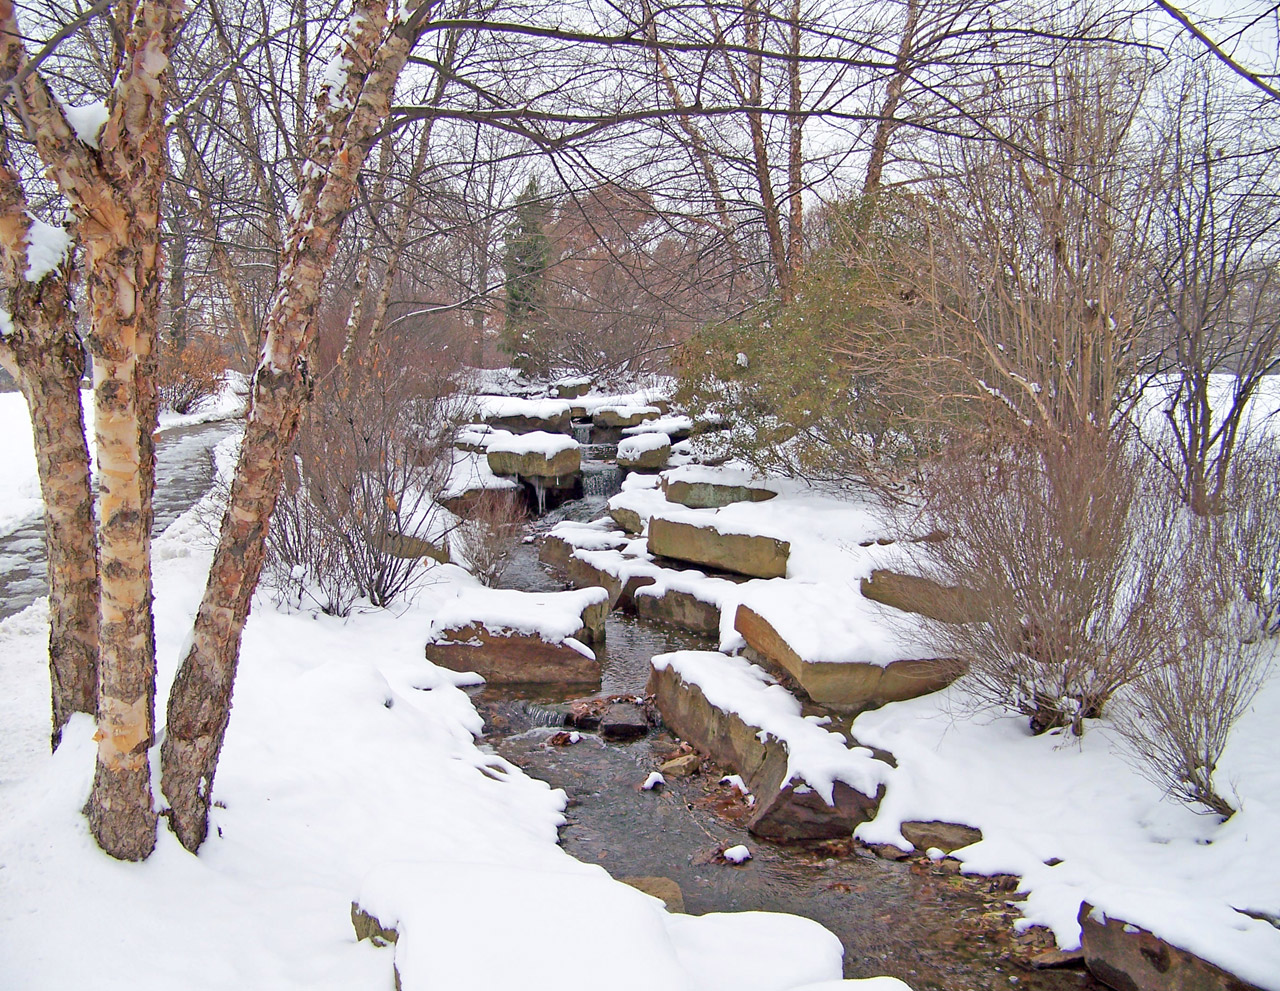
[156,332,228,415]
[1118,600,1271,819]
[455,491,527,587]
[1212,434,1280,639]
[264,331,462,614]
[916,430,1179,735]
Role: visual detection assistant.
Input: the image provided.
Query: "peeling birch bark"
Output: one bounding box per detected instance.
[2,0,183,860]
[0,120,100,752]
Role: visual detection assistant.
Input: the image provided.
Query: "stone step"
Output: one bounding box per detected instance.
[648,651,890,841]
[486,431,581,481]
[648,515,789,579]
[661,474,777,510]
[425,587,609,686]
[737,594,957,711]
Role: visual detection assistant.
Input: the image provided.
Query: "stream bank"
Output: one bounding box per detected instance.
[470,477,1101,991]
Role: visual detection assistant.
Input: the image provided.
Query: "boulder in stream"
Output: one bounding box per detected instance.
[1078,903,1264,991]
[648,651,891,841]
[425,587,609,686]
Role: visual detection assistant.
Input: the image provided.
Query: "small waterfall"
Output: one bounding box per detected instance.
[583,462,623,499]
[572,420,593,444]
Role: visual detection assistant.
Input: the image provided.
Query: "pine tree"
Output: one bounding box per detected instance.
[501,178,549,375]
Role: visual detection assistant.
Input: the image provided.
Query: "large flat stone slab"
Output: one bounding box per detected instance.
[487,431,581,480]
[539,525,658,610]
[860,569,982,624]
[617,433,670,471]
[634,584,720,636]
[732,582,956,709]
[476,396,574,435]
[649,651,890,841]
[648,516,789,579]
[592,405,661,429]
[665,476,773,512]
[425,587,609,685]
[1079,904,1264,991]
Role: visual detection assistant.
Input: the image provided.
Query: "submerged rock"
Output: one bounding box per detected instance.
[618,876,685,913]
[599,702,650,741]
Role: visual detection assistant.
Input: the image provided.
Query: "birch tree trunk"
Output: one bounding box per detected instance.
[162,0,432,853]
[0,161,100,748]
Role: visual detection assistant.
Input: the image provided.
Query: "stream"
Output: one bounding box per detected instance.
[0,418,240,621]
[475,449,1101,991]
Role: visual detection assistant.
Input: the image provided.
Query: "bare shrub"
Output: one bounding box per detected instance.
[1213,434,1280,639]
[1116,508,1274,818]
[263,330,463,614]
[1119,615,1271,819]
[915,430,1179,735]
[455,491,527,587]
[156,332,228,415]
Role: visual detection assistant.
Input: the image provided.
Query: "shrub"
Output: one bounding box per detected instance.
[454,491,527,587]
[263,332,464,614]
[1213,434,1280,639]
[914,430,1179,735]
[156,332,227,415]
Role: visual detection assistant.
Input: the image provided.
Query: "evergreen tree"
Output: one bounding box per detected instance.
[501,178,550,375]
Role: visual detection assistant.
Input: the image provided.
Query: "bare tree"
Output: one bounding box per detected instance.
[1144,66,1280,514]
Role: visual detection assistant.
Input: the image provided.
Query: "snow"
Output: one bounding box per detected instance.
[651,651,891,804]
[442,449,521,499]
[0,391,45,535]
[622,414,694,436]
[23,219,72,283]
[724,843,752,863]
[0,422,861,991]
[426,584,609,653]
[486,429,579,457]
[733,580,937,668]
[0,307,12,336]
[63,100,108,148]
[849,669,1280,988]
[642,771,665,790]
[617,432,671,459]
[475,395,573,421]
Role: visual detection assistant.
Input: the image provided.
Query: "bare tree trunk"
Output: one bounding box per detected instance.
[17,319,100,746]
[862,0,919,200]
[785,0,804,289]
[2,0,183,859]
[740,0,790,302]
[162,0,431,853]
[640,0,745,266]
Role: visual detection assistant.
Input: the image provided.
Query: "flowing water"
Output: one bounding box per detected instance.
[0,418,239,621]
[476,454,1102,991]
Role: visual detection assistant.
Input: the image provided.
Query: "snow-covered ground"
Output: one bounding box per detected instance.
[0,406,888,988]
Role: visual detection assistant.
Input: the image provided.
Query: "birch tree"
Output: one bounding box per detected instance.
[161,0,437,852]
[1,0,183,860]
